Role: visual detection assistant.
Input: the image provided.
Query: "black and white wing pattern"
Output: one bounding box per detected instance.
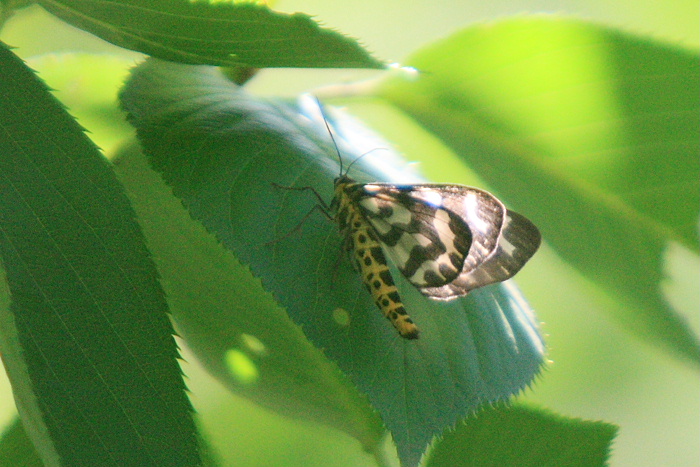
[350,183,541,300]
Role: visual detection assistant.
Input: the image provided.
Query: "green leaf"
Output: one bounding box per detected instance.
[37,0,384,68]
[379,17,700,363]
[426,404,618,467]
[0,43,201,466]
[0,418,43,467]
[120,59,546,467]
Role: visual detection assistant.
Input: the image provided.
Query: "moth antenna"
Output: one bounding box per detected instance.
[345,147,386,174]
[314,97,386,178]
[315,97,344,178]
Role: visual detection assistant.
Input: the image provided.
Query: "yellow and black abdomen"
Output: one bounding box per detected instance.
[335,180,420,339]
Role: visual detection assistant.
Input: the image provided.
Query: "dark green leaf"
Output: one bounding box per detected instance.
[426,404,618,467]
[37,0,384,68]
[380,17,700,363]
[0,43,201,466]
[120,59,546,467]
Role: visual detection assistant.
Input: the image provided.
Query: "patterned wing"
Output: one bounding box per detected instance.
[352,183,540,300]
[418,185,541,299]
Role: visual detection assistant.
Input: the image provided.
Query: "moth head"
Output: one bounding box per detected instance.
[334,174,354,186]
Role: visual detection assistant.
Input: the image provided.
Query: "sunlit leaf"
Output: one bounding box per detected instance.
[380,16,700,363]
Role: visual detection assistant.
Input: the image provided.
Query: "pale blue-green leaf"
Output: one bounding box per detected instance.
[120,60,546,467]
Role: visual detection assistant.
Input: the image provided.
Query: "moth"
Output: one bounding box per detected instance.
[296,105,541,339]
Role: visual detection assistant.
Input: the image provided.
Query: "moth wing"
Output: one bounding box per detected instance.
[354,184,540,300]
[419,186,541,299]
[353,184,476,289]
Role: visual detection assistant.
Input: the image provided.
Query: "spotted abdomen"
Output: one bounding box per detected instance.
[342,204,420,339]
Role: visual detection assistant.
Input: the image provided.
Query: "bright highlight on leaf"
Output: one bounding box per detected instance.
[332,308,351,327]
[240,333,268,356]
[225,349,260,385]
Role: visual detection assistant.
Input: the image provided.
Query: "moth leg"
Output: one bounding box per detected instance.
[266,182,335,246]
[329,235,359,289]
[264,203,332,246]
[271,182,332,212]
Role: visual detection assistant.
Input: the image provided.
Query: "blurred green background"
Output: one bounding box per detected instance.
[1,1,697,466]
